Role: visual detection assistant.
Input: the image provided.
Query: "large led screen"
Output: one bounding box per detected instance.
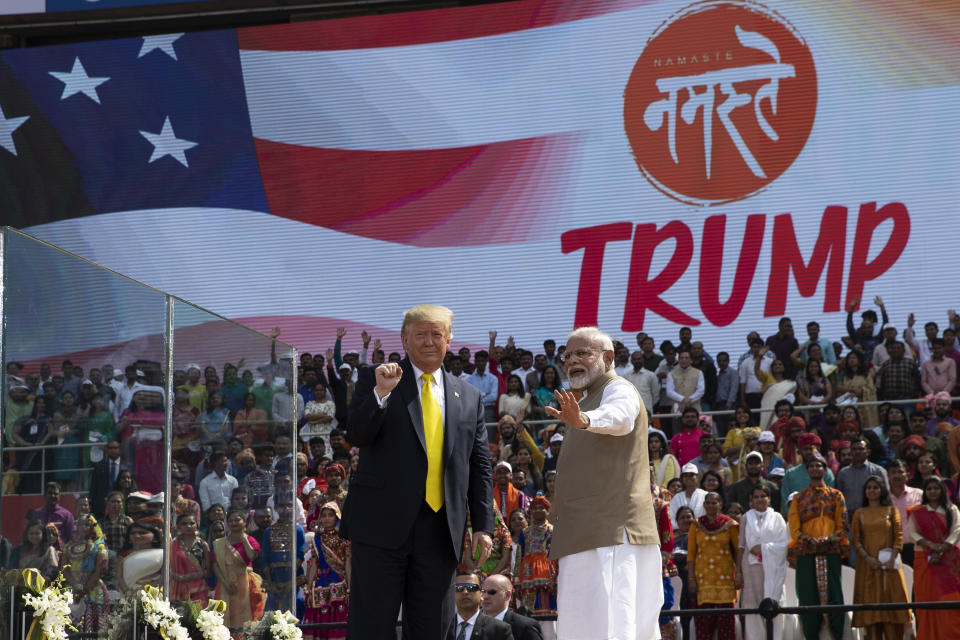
[2,0,958,356]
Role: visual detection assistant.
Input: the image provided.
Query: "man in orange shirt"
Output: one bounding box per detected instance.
[788,454,850,640]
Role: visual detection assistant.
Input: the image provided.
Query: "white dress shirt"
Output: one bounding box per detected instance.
[198,471,238,512]
[455,609,480,640]
[376,363,446,423]
[738,356,770,395]
[669,488,707,527]
[580,378,642,436]
[624,367,660,416]
[614,363,633,377]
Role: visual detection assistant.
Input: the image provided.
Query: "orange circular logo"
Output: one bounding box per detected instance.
[624,1,816,206]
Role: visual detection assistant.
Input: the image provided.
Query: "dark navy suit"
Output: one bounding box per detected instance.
[343,358,493,639]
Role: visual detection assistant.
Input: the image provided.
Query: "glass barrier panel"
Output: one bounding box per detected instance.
[171,298,298,624]
[0,227,169,625]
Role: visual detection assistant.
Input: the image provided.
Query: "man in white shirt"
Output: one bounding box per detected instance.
[546,327,662,640]
[114,364,144,421]
[887,459,923,565]
[613,344,632,377]
[624,350,660,416]
[738,337,770,408]
[513,350,538,393]
[453,571,512,640]
[481,574,543,640]
[872,323,900,369]
[197,452,238,512]
[669,462,707,526]
[903,316,942,365]
[448,356,471,381]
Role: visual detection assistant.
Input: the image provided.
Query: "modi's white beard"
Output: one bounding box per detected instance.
[568,360,606,390]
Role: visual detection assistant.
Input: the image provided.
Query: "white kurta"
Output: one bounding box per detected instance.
[556,379,664,640]
[739,508,789,640]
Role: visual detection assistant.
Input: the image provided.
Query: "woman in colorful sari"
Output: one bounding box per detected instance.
[737,485,788,640]
[170,513,209,605]
[302,501,350,640]
[212,509,264,632]
[687,491,739,640]
[461,502,512,577]
[62,514,110,633]
[906,476,960,640]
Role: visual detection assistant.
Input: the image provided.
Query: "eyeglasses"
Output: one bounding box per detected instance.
[483,589,501,596]
[559,348,599,364]
[454,583,481,593]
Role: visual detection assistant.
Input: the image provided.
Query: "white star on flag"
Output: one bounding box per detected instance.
[139,116,197,167]
[49,57,110,104]
[0,104,30,156]
[138,33,184,60]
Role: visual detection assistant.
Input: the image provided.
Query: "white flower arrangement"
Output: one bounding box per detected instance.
[266,610,302,640]
[139,585,191,640]
[195,601,232,640]
[20,568,76,640]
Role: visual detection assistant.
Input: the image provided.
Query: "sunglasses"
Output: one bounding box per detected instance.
[453,583,481,593]
[482,589,501,596]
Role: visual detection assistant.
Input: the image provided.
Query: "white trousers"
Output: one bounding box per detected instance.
[556,539,663,640]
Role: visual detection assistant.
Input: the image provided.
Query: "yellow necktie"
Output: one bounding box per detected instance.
[421,373,444,511]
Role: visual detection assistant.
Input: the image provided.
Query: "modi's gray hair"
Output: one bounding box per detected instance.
[566,327,614,352]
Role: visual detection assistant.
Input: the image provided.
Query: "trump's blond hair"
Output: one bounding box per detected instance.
[401,304,454,339]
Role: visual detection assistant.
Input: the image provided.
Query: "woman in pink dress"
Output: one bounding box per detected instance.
[116,390,165,493]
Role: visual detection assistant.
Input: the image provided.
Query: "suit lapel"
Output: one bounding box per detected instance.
[471,614,485,638]
[442,369,460,468]
[399,358,427,455]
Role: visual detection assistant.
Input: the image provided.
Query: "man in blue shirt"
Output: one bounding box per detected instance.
[467,350,499,425]
[781,432,835,517]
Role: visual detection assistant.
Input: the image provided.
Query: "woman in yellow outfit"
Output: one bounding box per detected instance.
[687,492,740,640]
[851,476,911,640]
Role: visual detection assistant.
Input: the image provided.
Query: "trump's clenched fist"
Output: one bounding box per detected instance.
[375,362,403,398]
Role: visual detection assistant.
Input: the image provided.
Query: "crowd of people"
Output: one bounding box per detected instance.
[3,297,960,639]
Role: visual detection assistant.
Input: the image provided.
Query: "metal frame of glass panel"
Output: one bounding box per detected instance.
[0,227,299,620]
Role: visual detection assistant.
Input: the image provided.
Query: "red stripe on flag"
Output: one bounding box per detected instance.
[237,0,648,52]
[253,134,578,247]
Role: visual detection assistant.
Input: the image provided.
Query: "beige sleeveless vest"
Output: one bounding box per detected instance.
[670,366,702,411]
[549,369,659,560]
